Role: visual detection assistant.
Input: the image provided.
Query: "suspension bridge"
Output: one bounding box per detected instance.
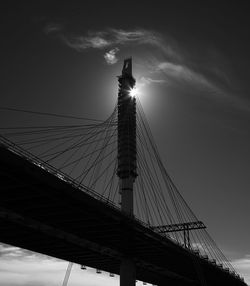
[0,58,246,286]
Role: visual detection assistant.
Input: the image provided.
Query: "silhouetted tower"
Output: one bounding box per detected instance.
[117,58,137,286]
[117,58,137,215]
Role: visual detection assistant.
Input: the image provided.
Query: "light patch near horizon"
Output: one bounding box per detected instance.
[232,255,250,285]
[0,253,119,286]
[0,243,149,286]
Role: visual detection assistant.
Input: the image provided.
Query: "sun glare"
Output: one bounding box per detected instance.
[129,87,139,98]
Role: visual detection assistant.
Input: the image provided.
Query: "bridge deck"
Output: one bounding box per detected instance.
[0,144,246,286]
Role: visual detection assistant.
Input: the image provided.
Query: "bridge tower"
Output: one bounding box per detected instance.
[117,58,137,286]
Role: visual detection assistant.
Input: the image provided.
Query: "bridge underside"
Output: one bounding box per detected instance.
[0,145,246,286]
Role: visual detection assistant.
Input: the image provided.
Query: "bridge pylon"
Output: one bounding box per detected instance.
[117,58,137,286]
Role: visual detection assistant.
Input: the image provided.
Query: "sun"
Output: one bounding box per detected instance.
[129,87,139,98]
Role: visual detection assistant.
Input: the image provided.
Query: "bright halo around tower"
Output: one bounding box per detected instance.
[129,87,139,98]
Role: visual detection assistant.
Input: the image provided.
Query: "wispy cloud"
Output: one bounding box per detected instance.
[62,34,111,50]
[156,61,212,88]
[44,23,63,35]
[108,29,162,47]
[43,23,232,92]
[151,59,250,114]
[134,76,166,93]
[44,26,178,65]
[140,76,166,85]
[44,23,246,112]
[104,47,119,65]
[50,28,164,51]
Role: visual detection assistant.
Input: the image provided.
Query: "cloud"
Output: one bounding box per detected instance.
[43,24,229,92]
[44,25,184,74]
[0,244,30,259]
[0,243,148,286]
[188,243,249,283]
[140,76,166,85]
[156,61,212,88]
[108,29,161,46]
[45,26,175,67]
[231,255,250,284]
[104,47,119,65]
[44,24,248,112]
[0,244,20,254]
[153,59,250,115]
[44,23,63,35]
[108,29,180,60]
[45,26,169,53]
[0,248,118,286]
[62,35,111,50]
[135,76,166,92]
[1,243,248,286]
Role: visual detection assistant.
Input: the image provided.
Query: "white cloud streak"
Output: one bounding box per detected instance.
[45,26,178,61]
[140,77,166,85]
[134,76,166,93]
[156,61,212,87]
[62,35,111,50]
[45,26,171,66]
[58,29,164,51]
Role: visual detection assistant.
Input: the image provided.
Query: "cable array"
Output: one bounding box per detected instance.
[0,103,237,275]
[135,98,236,274]
[0,106,119,204]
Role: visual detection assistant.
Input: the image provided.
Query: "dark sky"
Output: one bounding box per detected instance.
[0,1,250,284]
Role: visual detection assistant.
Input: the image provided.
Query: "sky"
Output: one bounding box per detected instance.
[0,0,250,285]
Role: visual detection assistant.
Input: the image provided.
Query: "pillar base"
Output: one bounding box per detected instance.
[120,257,136,286]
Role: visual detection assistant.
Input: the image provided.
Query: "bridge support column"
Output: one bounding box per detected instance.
[119,176,135,286]
[120,257,136,286]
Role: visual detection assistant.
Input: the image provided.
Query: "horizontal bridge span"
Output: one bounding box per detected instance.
[0,145,246,286]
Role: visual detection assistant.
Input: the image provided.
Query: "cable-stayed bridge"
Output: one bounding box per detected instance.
[0,59,246,286]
